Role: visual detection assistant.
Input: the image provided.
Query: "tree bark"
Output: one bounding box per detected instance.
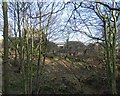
[2,1,9,94]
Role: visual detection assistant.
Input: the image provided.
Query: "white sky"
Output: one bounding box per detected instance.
[0,32,3,40]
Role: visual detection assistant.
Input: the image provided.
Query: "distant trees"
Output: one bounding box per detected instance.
[64,41,86,60]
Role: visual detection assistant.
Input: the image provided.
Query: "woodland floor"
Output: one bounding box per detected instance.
[0,40,2,95]
[0,58,2,95]
[8,57,116,94]
[0,55,120,94]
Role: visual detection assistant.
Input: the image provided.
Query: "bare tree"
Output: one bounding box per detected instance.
[2,1,9,94]
[68,1,120,94]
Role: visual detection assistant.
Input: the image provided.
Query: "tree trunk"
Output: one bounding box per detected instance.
[2,1,9,94]
[103,8,117,94]
[17,2,26,94]
[111,2,117,93]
